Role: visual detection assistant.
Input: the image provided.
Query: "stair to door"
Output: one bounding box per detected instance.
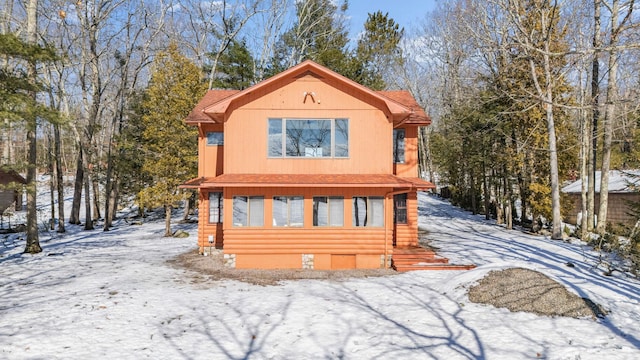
[391,246,476,272]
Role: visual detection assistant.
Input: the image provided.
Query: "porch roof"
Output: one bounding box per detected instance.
[180,174,435,190]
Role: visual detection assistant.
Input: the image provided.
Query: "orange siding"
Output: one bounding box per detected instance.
[221,76,393,175]
[217,186,394,269]
[199,124,224,177]
[393,191,419,247]
[394,126,419,178]
[197,190,224,250]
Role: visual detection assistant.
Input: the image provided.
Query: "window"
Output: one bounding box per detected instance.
[393,129,405,163]
[232,196,264,227]
[313,197,344,226]
[206,132,224,146]
[352,197,384,227]
[268,118,349,158]
[394,193,407,224]
[273,196,304,227]
[208,192,223,223]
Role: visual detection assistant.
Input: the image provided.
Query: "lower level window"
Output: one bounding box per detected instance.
[208,192,223,223]
[352,197,384,227]
[273,196,304,227]
[232,196,264,227]
[313,196,344,226]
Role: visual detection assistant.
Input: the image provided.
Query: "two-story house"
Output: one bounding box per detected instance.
[182,60,437,270]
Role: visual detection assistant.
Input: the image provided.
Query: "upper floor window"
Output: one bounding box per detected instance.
[209,192,223,223]
[352,196,384,227]
[393,129,405,163]
[268,118,348,158]
[273,196,304,227]
[207,132,224,146]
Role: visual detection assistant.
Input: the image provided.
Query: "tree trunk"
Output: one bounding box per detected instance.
[23,0,40,254]
[588,0,602,231]
[47,130,55,230]
[83,149,93,230]
[69,150,83,224]
[92,176,101,220]
[164,205,173,237]
[54,123,65,233]
[597,0,626,234]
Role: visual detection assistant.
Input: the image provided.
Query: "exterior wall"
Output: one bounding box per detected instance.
[199,124,224,178]
[219,186,393,269]
[221,74,393,175]
[394,126,419,178]
[565,193,640,227]
[393,191,419,247]
[197,190,224,251]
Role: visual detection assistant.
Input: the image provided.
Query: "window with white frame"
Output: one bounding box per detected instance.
[313,196,344,226]
[208,192,223,223]
[352,196,384,227]
[273,196,304,227]
[268,118,349,158]
[232,196,264,227]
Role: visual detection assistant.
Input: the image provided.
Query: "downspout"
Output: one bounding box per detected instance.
[384,187,413,269]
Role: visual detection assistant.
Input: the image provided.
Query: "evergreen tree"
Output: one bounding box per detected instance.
[208,39,255,90]
[137,44,206,237]
[0,32,58,253]
[351,11,404,90]
[269,0,351,75]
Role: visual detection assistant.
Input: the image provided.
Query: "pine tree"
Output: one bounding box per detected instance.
[137,44,206,237]
[0,32,58,253]
[351,11,404,90]
[270,0,351,75]
[208,39,255,90]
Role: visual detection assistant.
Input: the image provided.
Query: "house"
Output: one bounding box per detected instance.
[181,60,437,270]
[562,170,640,228]
[0,168,25,213]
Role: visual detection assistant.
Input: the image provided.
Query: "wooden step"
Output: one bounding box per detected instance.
[392,257,449,266]
[392,263,477,272]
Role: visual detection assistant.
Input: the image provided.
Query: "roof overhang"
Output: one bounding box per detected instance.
[196,61,417,124]
[180,174,435,190]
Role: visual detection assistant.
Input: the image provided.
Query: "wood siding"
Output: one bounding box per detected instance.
[565,193,640,227]
[394,126,419,178]
[222,75,393,175]
[198,124,224,178]
[219,186,393,269]
[394,192,419,247]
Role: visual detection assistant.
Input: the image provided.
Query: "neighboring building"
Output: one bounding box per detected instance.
[562,170,640,227]
[182,60,436,270]
[0,168,25,213]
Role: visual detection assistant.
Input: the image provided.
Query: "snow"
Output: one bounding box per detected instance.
[1,191,639,359]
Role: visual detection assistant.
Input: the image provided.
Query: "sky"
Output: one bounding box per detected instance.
[347,0,440,36]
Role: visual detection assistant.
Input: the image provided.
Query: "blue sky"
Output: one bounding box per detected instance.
[347,0,439,35]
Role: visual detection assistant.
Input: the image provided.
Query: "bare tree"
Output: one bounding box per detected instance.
[597,0,636,233]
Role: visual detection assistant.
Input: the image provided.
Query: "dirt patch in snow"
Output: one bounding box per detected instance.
[169,248,397,286]
[468,268,607,319]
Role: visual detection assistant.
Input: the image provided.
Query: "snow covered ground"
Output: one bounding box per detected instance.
[1,192,639,359]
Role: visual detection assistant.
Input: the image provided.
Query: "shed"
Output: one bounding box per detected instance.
[562,170,640,227]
